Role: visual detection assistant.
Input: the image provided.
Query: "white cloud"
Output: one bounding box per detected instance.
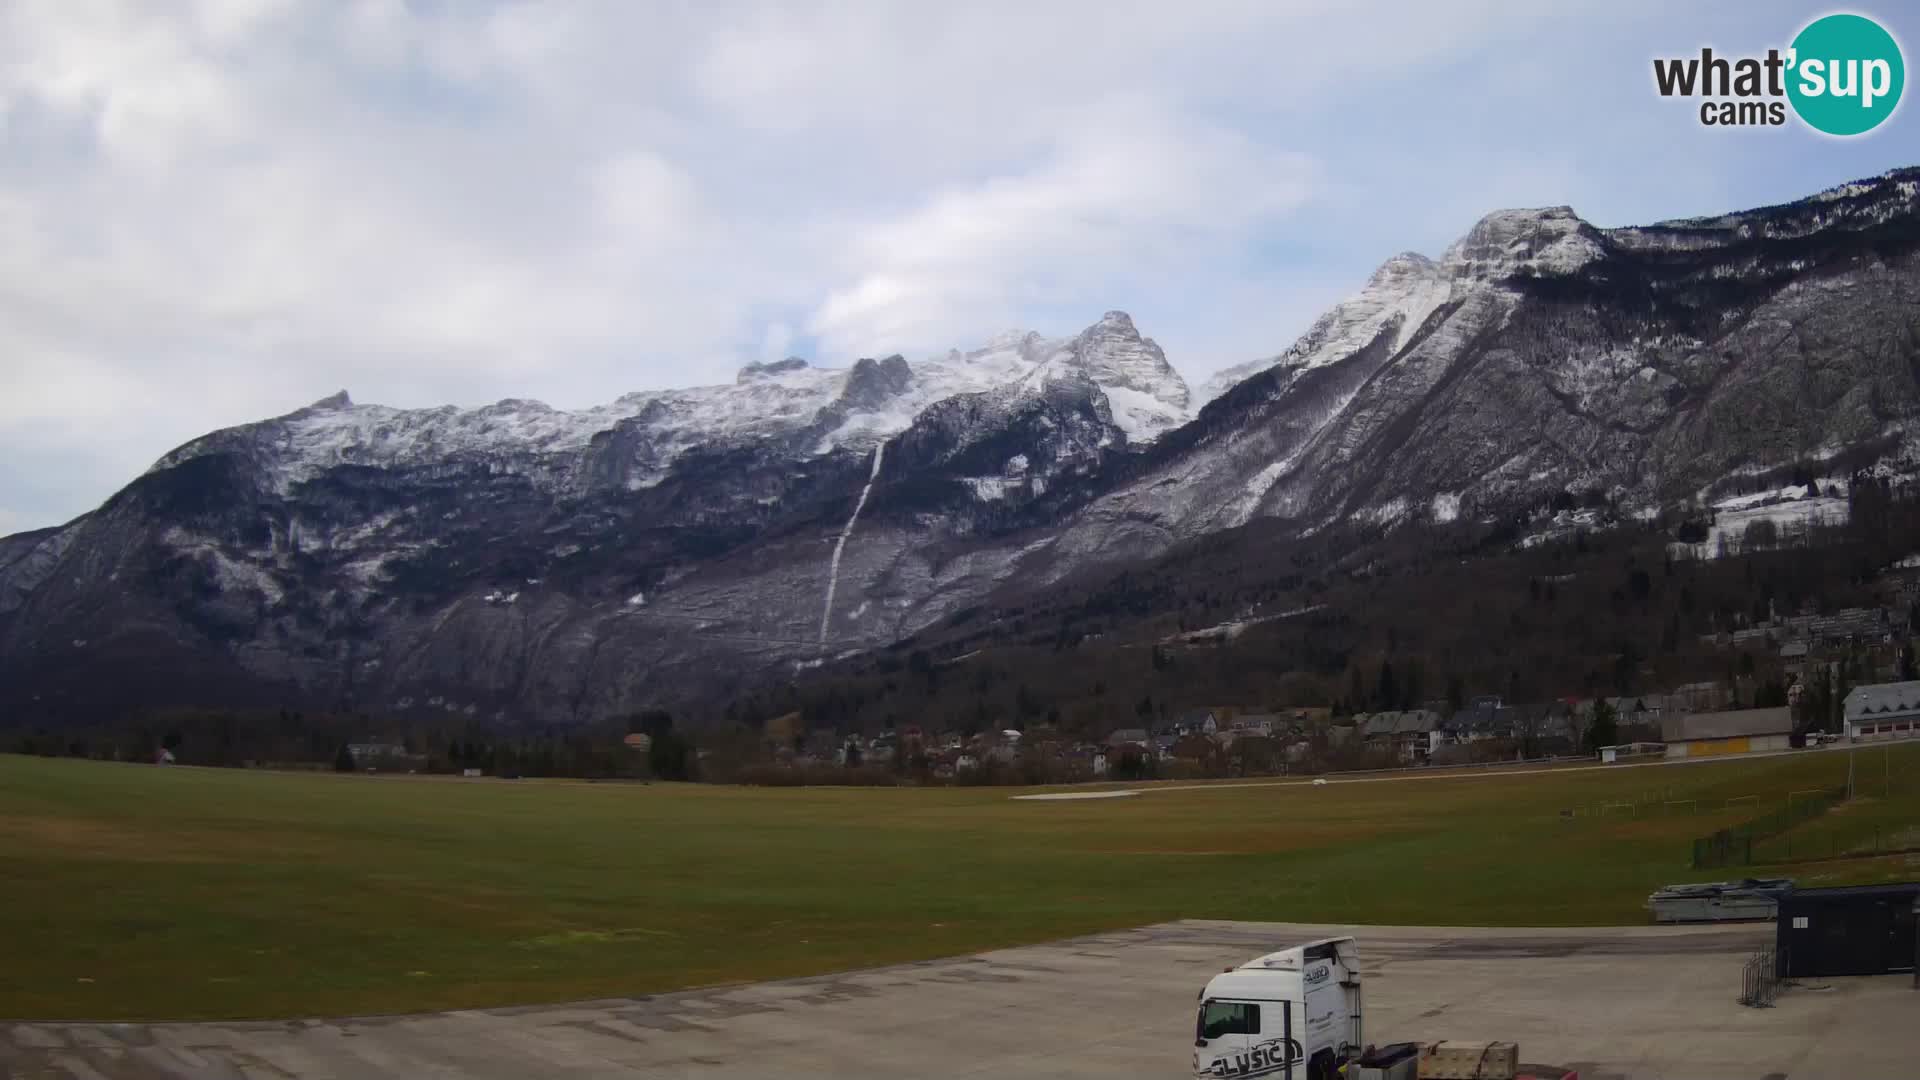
[0,0,1912,533]
[808,103,1319,358]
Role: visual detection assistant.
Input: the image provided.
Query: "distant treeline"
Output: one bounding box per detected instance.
[1,706,699,781]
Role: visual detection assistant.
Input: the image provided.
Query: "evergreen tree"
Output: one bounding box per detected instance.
[1586,699,1618,752]
[1375,660,1398,712]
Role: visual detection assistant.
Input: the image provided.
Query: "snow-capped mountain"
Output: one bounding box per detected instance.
[4,168,1918,727]
[1195,250,1454,405]
[148,311,1191,500]
[0,311,1190,722]
[1063,168,1920,571]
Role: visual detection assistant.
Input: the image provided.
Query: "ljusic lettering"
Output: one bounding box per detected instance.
[1206,1038,1303,1078]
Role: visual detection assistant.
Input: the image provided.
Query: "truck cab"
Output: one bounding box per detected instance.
[1193,936,1362,1080]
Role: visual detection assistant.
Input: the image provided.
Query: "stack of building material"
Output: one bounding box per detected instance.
[1418,1041,1519,1080]
[1646,878,1791,922]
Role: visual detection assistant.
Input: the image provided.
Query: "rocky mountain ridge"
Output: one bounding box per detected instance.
[3,167,1917,727]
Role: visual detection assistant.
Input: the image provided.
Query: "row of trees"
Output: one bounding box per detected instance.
[6,707,703,782]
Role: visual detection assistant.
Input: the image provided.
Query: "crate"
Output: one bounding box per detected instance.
[1353,1042,1421,1080]
[1353,1057,1417,1080]
[1417,1041,1519,1080]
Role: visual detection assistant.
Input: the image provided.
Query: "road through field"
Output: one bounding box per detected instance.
[5,920,1911,1080]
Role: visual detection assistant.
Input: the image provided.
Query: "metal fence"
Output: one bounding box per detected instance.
[1739,945,1784,1007]
[1690,786,1846,868]
[1752,822,1920,863]
[1693,831,1753,869]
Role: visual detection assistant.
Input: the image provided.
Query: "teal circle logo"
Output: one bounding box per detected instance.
[1787,14,1904,136]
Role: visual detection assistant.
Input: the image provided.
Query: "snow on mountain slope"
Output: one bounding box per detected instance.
[1440,206,1604,279]
[0,523,75,617]
[1055,311,1190,441]
[1051,173,1920,581]
[150,312,1194,496]
[10,168,1918,729]
[1194,206,1607,407]
[1069,280,1514,568]
[1196,251,1454,404]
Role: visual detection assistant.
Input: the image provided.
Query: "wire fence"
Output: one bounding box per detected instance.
[1558,789,1768,819]
[1739,945,1784,1008]
[1751,822,1920,864]
[1690,786,1847,868]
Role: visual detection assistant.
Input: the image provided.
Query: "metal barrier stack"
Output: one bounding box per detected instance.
[1739,945,1783,1008]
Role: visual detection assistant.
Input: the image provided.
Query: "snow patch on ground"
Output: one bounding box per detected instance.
[1227,460,1293,527]
[161,527,285,604]
[1359,497,1410,526]
[1101,384,1189,444]
[1163,604,1326,645]
[1671,491,1850,560]
[1713,484,1840,512]
[339,548,418,588]
[964,477,1010,501]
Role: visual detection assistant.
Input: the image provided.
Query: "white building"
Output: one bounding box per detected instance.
[1843,681,1920,742]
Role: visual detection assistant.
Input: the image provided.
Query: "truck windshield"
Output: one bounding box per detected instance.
[1197,1001,1260,1039]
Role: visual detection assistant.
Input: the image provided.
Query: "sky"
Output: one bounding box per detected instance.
[1,1,1916,535]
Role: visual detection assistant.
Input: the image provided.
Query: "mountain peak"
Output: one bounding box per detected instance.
[1061,311,1189,438]
[981,329,1046,352]
[838,354,914,412]
[1368,251,1440,286]
[280,390,354,422]
[737,357,810,383]
[1443,205,1602,279]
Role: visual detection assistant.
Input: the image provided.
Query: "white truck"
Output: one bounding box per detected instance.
[1193,936,1363,1080]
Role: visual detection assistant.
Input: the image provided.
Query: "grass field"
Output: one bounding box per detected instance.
[1752,781,1920,863]
[3,747,1917,1022]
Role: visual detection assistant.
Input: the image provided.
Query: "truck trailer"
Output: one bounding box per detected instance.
[1193,936,1362,1079]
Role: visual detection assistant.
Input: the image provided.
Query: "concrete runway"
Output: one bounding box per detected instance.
[5,920,1914,1079]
